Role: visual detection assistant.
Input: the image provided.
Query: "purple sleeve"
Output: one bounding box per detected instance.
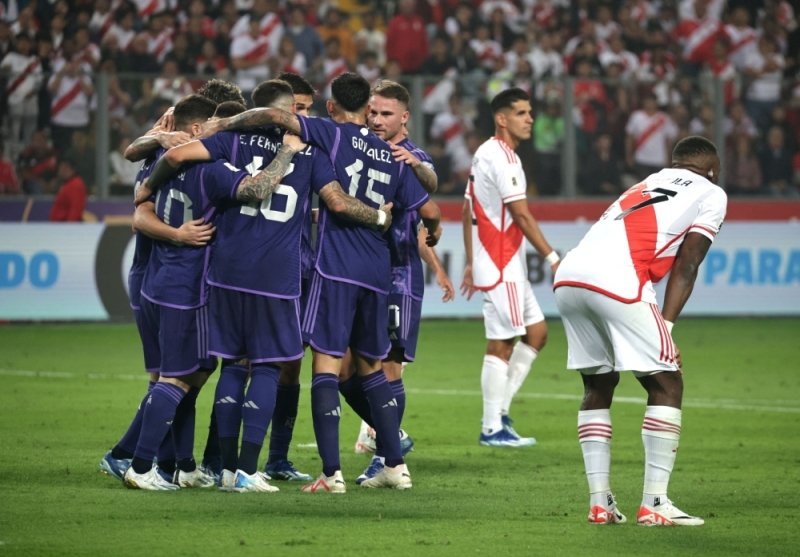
[394,164,429,211]
[200,131,238,162]
[298,116,340,159]
[203,160,248,203]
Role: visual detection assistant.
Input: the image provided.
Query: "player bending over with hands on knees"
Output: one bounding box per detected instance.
[553,135,727,526]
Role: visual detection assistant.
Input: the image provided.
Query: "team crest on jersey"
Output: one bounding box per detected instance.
[512,177,518,187]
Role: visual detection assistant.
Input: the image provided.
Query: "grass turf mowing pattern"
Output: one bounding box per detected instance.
[0,318,798,556]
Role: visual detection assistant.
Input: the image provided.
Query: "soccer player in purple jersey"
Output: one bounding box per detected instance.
[125,93,328,491]
[98,99,218,486]
[346,80,455,483]
[140,80,393,491]
[200,72,441,491]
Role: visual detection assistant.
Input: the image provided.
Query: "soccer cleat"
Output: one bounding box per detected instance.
[399,429,415,456]
[123,465,180,491]
[588,494,627,524]
[233,470,280,493]
[501,416,537,445]
[99,451,131,481]
[355,456,385,485]
[360,463,412,490]
[200,457,222,480]
[218,469,236,492]
[354,423,377,454]
[176,467,216,488]
[198,463,220,485]
[637,499,704,526]
[301,471,346,494]
[479,428,537,447]
[265,459,313,482]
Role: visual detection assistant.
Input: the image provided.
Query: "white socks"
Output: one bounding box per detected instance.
[501,342,538,416]
[578,409,613,507]
[641,405,682,507]
[481,355,507,434]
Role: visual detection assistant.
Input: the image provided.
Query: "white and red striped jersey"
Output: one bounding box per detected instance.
[230,33,271,92]
[1,51,41,104]
[230,12,284,56]
[465,137,529,289]
[103,25,135,51]
[48,64,93,127]
[430,109,472,173]
[469,37,504,71]
[555,168,727,304]
[723,24,757,69]
[321,56,348,98]
[626,110,678,167]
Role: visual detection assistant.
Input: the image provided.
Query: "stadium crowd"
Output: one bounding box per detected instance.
[0,0,799,197]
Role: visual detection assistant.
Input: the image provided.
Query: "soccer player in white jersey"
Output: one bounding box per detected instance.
[553,136,727,526]
[461,87,560,448]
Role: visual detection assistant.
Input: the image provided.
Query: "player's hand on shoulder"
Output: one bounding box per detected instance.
[282,133,307,154]
[391,144,419,167]
[158,131,191,150]
[175,218,215,247]
[134,178,152,207]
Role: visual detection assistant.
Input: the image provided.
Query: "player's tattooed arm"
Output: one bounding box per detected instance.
[391,145,438,193]
[202,107,302,137]
[124,131,191,162]
[236,142,300,203]
[319,181,393,231]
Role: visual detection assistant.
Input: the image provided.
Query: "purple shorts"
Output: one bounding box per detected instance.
[388,293,421,362]
[139,298,218,377]
[208,286,304,363]
[301,271,390,360]
[133,307,160,373]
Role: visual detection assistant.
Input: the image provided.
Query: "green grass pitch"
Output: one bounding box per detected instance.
[0,318,798,556]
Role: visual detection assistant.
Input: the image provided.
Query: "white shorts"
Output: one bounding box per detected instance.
[482,281,545,340]
[554,286,679,375]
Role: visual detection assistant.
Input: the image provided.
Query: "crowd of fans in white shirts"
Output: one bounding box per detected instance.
[0,0,798,197]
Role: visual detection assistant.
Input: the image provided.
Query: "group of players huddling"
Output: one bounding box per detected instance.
[99,71,453,493]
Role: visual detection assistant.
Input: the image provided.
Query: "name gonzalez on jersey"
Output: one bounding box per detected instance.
[351,136,392,163]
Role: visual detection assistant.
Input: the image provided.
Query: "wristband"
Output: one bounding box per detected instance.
[376,210,387,228]
[664,320,674,333]
[544,251,560,265]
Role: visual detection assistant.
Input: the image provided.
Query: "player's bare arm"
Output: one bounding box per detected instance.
[391,145,438,194]
[318,181,393,231]
[236,143,299,203]
[418,199,442,247]
[506,199,560,273]
[133,201,215,246]
[201,107,302,137]
[661,232,713,324]
[134,140,216,205]
[419,231,454,302]
[124,131,192,162]
[461,199,476,299]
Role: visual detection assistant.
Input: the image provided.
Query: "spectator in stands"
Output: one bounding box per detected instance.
[47,54,94,156]
[285,3,323,70]
[444,2,477,39]
[0,138,21,195]
[486,5,517,50]
[0,21,11,61]
[723,99,758,141]
[317,36,349,99]
[275,34,307,76]
[316,7,356,66]
[230,0,283,56]
[1,33,42,160]
[725,134,763,196]
[625,93,678,181]
[72,26,101,70]
[430,93,473,186]
[689,102,715,139]
[151,56,194,106]
[49,157,87,221]
[109,135,140,195]
[230,18,271,97]
[743,36,785,133]
[759,125,795,196]
[61,129,95,192]
[419,32,456,76]
[17,130,57,195]
[580,132,623,196]
[356,50,381,86]
[528,29,565,83]
[169,33,196,75]
[723,6,758,71]
[532,97,563,196]
[354,9,386,68]
[386,0,429,74]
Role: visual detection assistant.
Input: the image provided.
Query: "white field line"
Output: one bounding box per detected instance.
[1,368,798,414]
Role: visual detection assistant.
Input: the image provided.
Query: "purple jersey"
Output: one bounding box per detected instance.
[388,138,435,301]
[200,128,335,297]
[141,159,248,309]
[297,116,429,293]
[127,149,163,310]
